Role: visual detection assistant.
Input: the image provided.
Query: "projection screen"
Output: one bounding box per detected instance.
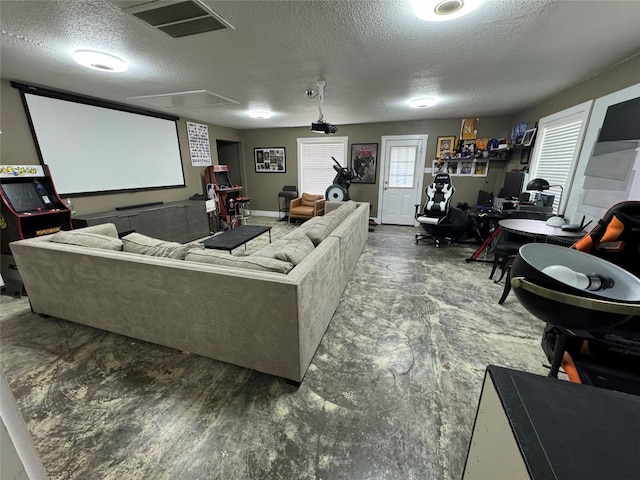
[16,83,185,196]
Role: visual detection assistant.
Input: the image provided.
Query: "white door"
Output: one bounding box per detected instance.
[379,135,428,225]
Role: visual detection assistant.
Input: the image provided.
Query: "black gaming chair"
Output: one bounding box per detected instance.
[415,173,471,246]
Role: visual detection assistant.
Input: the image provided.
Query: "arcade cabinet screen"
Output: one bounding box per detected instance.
[215,171,231,188]
[1,182,45,212]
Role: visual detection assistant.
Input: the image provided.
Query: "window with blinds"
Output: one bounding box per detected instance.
[296,137,348,195]
[388,145,418,188]
[528,101,592,215]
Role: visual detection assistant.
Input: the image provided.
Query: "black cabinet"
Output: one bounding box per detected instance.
[463,366,640,479]
[73,200,209,242]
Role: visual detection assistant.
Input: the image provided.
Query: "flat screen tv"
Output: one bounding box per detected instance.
[1,182,45,212]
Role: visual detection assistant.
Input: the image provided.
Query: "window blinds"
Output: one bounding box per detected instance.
[388,146,418,188]
[297,138,348,195]
[530,116,584,214]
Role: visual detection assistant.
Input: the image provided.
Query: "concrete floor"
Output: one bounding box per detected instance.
[0,218,550,480]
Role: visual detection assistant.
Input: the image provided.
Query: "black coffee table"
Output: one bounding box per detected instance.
[201,225,272,253]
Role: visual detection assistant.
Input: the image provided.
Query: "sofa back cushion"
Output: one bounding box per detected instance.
[252,232,315,266]
[51,230,123,251]
[297,214,342,246]
[325,200,357,222]
[301,193,322,207]
[185,249,293,273]
[122,232,200,260]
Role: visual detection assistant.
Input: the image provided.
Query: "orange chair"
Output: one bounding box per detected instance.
[288,193,325,223]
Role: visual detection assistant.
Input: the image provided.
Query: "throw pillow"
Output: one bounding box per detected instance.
[185,249,293,273]
[51,230,123,251]
[122,232,190,260]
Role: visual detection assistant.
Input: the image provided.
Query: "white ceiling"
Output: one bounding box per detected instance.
[1,0,639,130]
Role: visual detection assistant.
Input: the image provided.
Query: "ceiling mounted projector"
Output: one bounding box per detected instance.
[308,80,338,134]
[311,120,338,134]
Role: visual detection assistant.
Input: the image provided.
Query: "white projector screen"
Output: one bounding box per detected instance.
[20,88,185,196]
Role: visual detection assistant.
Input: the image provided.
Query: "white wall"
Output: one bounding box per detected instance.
[564,83,640,224]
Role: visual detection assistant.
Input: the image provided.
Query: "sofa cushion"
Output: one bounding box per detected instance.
[297,214,342,246]
[290,205,315,217]
[50,230,123,251]
[252,233,315,266]
[326,200,357,222]
[301,192,322,207]
[185,249,293,273]
[122,232,194,260]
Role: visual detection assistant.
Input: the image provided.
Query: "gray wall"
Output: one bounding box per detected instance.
[502,53,640,173]
[2,54,637,218]
[241,117,514,216]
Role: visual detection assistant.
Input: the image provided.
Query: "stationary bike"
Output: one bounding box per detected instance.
[325,157,359,201]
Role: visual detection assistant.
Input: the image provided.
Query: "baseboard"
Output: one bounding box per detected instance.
[250,210,280,218]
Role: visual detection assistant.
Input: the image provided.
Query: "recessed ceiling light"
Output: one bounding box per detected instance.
[72,50,128,72]
[410,98,438,108]
[248,111,272,119]
[412,0,484,21]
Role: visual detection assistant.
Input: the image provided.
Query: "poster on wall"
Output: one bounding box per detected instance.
[473,161,488,177]
[432,159,488,177]
[460,118,479,140]
[186,122,212,167]
[255,147,286,172]
[350,143,377,184]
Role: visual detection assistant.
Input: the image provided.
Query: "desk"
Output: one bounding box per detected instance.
[498,219,585,240]
[201,225,271,253]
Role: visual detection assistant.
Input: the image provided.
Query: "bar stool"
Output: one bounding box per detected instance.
[278,186,298,221]
[235,197,251,225]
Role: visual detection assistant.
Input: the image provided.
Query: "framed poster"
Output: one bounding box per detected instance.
[436,136,456,159]
[186,121,212,167]
[521,128,537,146]
[445,161,458,175]
[255,147,286,172]
[350,143,378,184]
[459,161,473,176]
[473,161,488,177]
[461,118,479,140]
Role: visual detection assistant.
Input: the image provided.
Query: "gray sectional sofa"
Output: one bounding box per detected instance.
[10,201,369,383]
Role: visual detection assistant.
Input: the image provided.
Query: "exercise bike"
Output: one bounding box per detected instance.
[325,157,359,201]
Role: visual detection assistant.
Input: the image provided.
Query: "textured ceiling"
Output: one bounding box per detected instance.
[1,0,639,130]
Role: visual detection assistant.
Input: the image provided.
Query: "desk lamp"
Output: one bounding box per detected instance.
[526,178,565,227]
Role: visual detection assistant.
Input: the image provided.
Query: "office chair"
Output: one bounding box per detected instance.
[540,201,640,395]
[415,173,458,247]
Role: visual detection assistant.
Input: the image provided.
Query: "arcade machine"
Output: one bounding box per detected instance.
[204,165,242,226]
[1,164,72,295]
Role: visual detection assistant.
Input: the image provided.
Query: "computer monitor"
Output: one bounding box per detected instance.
[501,172,525,199]
[477,190,492,206]
[541,193,555,207]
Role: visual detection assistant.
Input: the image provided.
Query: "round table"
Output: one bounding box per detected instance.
[498,219,586,240]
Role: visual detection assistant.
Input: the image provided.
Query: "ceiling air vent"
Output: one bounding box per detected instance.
[121,0,235,38]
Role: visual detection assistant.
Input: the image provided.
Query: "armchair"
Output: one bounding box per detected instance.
[288,193,325,223]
